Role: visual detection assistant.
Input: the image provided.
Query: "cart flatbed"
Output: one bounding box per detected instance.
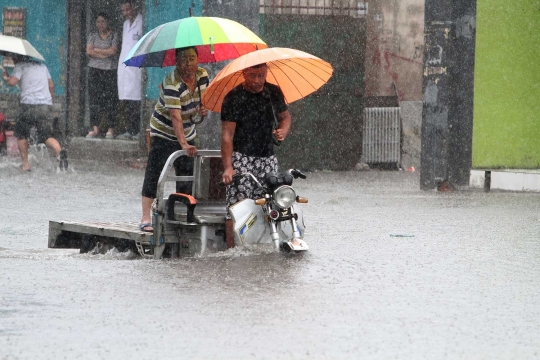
[48,220,149,254]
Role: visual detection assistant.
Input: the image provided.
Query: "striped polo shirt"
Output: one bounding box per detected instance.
[150,67,209,142]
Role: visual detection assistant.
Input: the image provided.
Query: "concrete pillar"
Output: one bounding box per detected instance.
[420,0,477,189]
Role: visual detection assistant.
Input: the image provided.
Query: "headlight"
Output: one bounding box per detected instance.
[273,186,296,209]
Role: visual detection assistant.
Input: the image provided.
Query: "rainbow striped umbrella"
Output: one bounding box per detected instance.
[123,17,267,67]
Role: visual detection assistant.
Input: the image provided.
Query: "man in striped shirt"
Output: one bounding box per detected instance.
[139,46,209,232]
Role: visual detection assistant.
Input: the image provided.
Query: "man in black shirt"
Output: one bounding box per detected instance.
[221,63,292,248]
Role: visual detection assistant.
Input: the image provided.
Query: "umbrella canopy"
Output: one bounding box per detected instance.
[0,34,45,62]
[202,47,333,113]
[123,17,267,67]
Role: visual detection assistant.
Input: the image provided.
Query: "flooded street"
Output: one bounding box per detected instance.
[1,161,540,359]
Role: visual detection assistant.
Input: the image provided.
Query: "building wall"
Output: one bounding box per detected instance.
[0,0,66,95]
[196,0,261,150]
[259,1,366,170]
[364,0,424,101]
[143,0,203,100]
[0,0,426,168]
[363,0,425,169]
[472,0,540,169]
[0,1,66,121]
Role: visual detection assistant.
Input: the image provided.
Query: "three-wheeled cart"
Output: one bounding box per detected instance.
[49,150,228,259]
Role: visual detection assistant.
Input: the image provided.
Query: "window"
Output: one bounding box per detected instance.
[260,0,368,17]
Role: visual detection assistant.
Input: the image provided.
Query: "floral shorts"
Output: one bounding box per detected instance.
[226,151,278,220]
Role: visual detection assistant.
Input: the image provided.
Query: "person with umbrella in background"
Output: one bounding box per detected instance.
[2,55,67,172]
[139,46,208,232]
[220,63,291,249]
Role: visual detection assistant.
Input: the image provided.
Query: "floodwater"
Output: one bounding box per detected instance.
[1,157,540,359]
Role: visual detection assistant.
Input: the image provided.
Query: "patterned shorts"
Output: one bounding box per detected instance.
[226,151,278,220]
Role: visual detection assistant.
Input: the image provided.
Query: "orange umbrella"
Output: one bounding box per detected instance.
[202,47,333,112]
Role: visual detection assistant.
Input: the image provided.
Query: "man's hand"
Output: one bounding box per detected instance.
[181,143,198,157]
[170,108,197,157]
[273,110,292,142]
[222,166,235,185]
[221,121,236,184]
[3,70,18,86]
[273,128,286,142]
[199,105,208,117]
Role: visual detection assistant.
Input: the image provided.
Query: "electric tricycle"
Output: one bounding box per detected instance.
[48,150,309,258]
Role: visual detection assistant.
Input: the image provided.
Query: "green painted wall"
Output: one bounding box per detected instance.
[0,0,67,95]
[473,0,540,168]
[144,0,202,99]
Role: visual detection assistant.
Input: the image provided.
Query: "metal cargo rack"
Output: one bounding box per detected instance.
[48,150,228,259]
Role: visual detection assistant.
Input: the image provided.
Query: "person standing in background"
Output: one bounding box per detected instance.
[116,0,143,141]
[85,12,119,139]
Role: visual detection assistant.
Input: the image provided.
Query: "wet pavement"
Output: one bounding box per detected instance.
[1,158,539,359]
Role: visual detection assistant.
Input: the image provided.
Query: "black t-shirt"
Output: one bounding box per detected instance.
[221,83,288,157]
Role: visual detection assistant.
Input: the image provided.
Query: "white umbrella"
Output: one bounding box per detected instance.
[0,34,45,61]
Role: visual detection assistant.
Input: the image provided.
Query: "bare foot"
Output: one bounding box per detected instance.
[22,164,31,171]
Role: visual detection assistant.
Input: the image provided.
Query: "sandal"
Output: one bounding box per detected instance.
[105,131,114,139]
[139,223,154,233]
[86,131,99,138]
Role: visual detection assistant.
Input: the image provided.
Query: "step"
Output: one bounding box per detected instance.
[67,136,145,162]
[470,169,540,192]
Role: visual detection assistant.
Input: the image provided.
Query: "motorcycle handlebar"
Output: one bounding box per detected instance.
[218,173,255,186]
[219,170,306,186]
[290,169,307,179]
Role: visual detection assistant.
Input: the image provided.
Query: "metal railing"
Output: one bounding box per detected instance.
[260,0,368,17]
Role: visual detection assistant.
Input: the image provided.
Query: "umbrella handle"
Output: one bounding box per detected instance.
[272,134,282,146]
[190,115,205,125]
